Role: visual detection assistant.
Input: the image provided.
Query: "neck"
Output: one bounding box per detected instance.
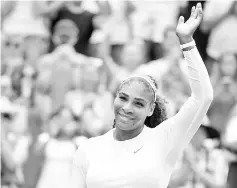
[114,125,144,141]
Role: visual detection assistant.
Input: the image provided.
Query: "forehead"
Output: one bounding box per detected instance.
[119,80,153,102]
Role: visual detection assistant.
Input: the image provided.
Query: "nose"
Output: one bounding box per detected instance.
[122,102,133,114]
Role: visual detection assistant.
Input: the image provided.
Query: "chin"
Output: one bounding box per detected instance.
[115,120,134,131]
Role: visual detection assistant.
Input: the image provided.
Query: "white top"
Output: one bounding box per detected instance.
[71,46,213,188]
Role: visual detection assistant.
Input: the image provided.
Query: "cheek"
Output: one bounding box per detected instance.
[113,97,123,114]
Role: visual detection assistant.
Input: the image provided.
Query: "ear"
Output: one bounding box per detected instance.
[148,103,155,117]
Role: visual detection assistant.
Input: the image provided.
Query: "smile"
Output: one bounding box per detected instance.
[118,113,134,120]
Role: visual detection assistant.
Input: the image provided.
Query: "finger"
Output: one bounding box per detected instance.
[196,2,202,9]
[190,6,195,17]
[197,4,203,20]
[178,16,185,24]
[193,4,199,18]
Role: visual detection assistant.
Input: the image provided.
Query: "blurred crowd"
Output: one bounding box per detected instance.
[1,1,237,188]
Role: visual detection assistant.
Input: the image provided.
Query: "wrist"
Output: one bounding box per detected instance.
[179,37,193,45]
[180,40,196,51]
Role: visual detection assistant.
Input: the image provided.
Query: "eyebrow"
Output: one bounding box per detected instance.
[119,92,147,103]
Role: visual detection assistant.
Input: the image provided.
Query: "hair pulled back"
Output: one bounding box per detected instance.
[116,75,168,128]
[144,76,168,128]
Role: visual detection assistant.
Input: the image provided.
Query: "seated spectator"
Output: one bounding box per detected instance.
[169,118,229,188]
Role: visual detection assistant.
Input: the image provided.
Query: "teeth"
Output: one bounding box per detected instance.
[119,114,133,120]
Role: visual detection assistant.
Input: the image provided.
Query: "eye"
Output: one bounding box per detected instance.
[119,96,127,101]
[135,102,144,107]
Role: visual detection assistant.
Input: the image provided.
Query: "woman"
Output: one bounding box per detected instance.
[71,3,213,188]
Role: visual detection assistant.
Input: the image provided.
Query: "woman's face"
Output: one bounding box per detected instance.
[220,54,237,77]
[114,80,154,131]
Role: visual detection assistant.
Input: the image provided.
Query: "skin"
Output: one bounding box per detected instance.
[113,79,155,141]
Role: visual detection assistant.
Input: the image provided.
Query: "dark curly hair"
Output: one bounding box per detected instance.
[144,75,168,128]
[115,75,168,128]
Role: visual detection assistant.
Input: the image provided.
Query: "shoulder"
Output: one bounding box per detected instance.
[76,130,112,153]
[73,131,112,164]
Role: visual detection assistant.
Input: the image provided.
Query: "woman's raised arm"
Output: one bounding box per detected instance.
[155,3,213,163]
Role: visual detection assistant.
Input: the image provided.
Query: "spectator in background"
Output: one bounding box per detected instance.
[169,118,229,188]
[1,76,14,99]
[105,0,135,65]
[208,52,237,135]
[131,1,187,61]
[35,106,87,188]
[211,52,237,89]
[1,1,49,38]
[100,38,147,94]
[1,1,50,64]
[48,1,96,56]
[1,99,28,188]
[222,104,237,188]
[1,35,25,77]
[37,19,87,112]
[1,76,29,136]
[201,0,237,68]
[65,59,114,137]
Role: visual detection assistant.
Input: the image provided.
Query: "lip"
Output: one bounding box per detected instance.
[118,113,134,120]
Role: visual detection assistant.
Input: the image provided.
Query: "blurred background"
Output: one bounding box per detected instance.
[1,1,237,188]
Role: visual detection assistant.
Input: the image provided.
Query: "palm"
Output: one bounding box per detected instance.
[176,3,203,39]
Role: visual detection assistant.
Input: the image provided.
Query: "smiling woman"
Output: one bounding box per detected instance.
[113,75,167,137]
[71,3,213,188]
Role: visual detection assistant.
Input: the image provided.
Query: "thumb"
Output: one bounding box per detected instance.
[178,16,185,25]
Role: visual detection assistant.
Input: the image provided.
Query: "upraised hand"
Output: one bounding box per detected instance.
[176,3,203,44]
